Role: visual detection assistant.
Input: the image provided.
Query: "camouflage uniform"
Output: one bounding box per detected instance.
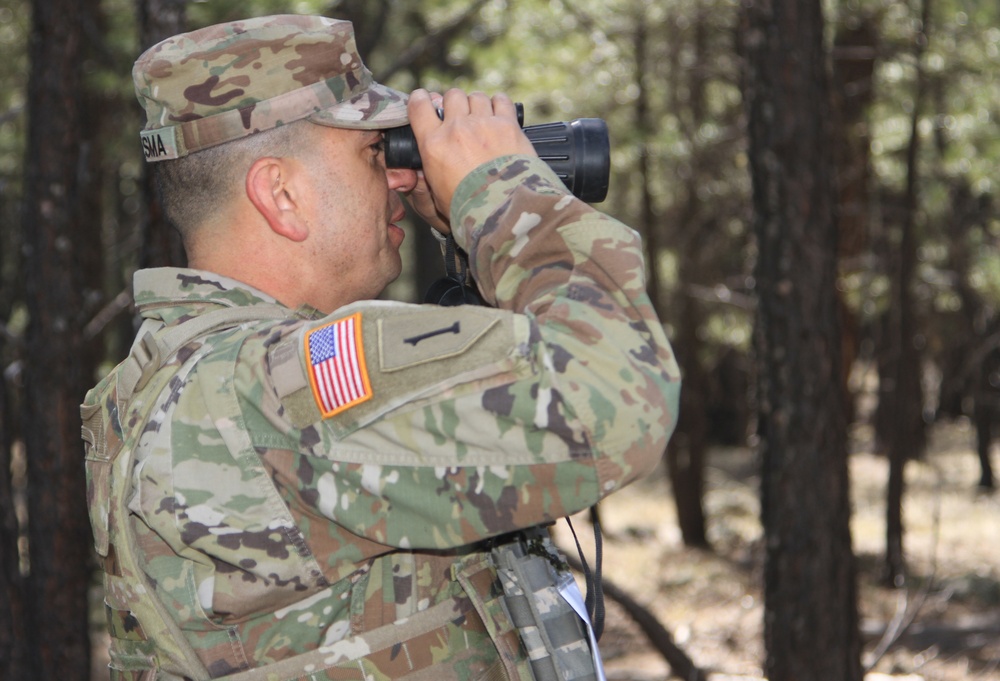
[82,14,680,681]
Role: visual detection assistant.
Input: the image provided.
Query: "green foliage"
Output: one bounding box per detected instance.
[187,0,331,28]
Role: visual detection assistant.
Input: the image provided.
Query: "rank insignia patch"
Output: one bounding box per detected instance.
[305,313,372,417]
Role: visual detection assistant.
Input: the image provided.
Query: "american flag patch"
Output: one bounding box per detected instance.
[305,313,371,417]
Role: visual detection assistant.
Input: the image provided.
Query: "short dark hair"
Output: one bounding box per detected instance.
[150,120,311,243]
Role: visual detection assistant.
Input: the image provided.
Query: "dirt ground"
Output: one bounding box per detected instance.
[549,418,1000,681]
[91,418,1000,680]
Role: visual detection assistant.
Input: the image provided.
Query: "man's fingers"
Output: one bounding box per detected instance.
[491,92,518,122]
[407,88,443,136]
[441,88,472,118]
[468,91,494,116]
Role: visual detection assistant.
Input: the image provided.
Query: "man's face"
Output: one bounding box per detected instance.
[299,124,416,309]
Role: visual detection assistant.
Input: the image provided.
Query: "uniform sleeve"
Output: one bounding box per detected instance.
[262,156,681,551]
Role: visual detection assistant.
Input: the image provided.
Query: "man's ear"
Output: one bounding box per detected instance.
[245,157,309,242]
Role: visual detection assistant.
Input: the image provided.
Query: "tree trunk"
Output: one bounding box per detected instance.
[0,366,27,681]
[830,15,877,425]
[635,18,664,317]
[739,0,863,678]
[137,0,187,270]
[881,0,931,586]
[974,394,996,490]
[0,4,28,674]
[667,289,709,548]
[647,7,710,548]
[21,0,102,677]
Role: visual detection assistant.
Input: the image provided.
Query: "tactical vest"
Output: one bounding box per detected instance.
[81,305,600,681]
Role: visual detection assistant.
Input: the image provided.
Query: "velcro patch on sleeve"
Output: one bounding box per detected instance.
[378,309,501,372]
[305,313,372,418]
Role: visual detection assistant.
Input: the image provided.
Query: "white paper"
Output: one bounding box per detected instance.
[557,574,608,681]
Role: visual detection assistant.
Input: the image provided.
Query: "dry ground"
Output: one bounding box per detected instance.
[550,418,1000,681]
[91,419,1000,680]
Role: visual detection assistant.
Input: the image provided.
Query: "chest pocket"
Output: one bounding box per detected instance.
[269,302,533,439]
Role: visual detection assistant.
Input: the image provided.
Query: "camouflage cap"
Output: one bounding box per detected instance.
[133,15,409,162]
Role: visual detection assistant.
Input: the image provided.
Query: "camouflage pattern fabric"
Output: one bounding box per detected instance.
[133,15,409,161]
[82,155,681,679]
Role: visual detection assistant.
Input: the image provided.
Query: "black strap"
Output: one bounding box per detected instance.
[424,235,485,306]
[566,508,605,640]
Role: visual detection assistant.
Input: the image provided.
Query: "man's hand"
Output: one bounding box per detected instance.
[407,88,537,220]
[404,169,451,235]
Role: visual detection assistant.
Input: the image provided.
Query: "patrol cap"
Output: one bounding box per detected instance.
[133,14,409,162]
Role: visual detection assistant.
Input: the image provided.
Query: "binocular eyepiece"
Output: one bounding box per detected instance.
[383,104,611,204]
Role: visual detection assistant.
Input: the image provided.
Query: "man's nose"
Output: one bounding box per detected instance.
[386,167,418,192]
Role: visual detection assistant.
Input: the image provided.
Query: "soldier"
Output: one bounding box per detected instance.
[81,14,681,681]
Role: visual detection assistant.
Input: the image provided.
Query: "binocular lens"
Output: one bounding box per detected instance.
[522,119,610,204]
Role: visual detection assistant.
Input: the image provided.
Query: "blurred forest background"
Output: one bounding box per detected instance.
[0,0,998,679]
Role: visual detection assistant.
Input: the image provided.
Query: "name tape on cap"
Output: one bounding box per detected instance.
[140,128,179,161]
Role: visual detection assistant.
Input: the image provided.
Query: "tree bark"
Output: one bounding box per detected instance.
[974,392,996,490]
[137,0,188,270]
[647,7,710,548]
[881,0,931,586]
[739,0,863,678]
[21,0,101,677]
[0,365,27,681]
[666,286,709,548]
[830,16,877,425]
[635,17,663,317]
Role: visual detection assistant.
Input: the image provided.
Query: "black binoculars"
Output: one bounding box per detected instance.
[383,104,611,204]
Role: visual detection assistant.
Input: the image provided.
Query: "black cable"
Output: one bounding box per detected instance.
[566,508,605,640]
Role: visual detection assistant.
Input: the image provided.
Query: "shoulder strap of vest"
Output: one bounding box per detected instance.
[118,304,288,400]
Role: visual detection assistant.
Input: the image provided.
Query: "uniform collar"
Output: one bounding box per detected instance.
[132,267,323,324]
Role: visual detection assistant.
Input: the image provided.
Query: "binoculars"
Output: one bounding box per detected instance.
[384,104,611,204]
